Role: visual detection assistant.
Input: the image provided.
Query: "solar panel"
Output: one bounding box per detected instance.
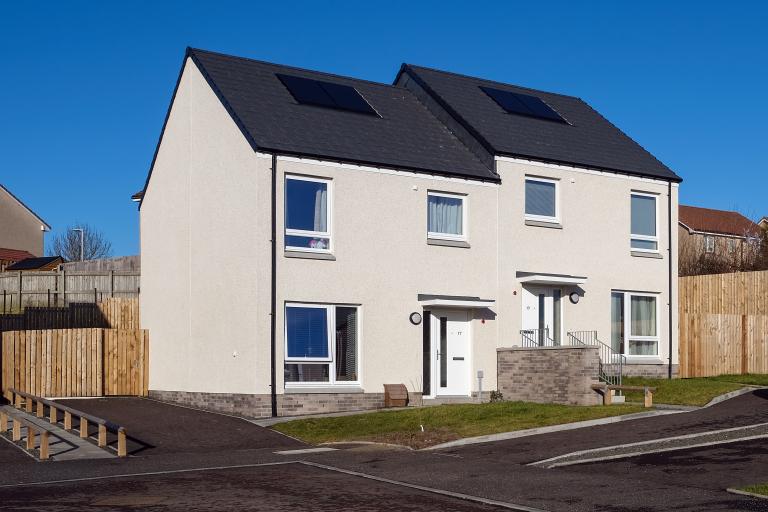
[480,86,566,123]
[277,73,377,115]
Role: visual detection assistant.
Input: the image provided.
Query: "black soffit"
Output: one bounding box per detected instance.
[276,73,379,116]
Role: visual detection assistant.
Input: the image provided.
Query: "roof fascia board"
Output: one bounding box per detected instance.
[0,184,50,230]
[496,155,681,186]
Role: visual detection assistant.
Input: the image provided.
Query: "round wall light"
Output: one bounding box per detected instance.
[569,292,580,304]
[409,312,423,325]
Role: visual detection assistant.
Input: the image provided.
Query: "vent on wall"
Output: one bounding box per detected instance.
[480,86,567,123]
[276,73,378,116]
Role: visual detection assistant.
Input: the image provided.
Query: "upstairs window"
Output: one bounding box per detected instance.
[427,191,466,241]
[525,177,559,223]
[285,175,331,252]
[631,193,658,251]
[705,236,715,253]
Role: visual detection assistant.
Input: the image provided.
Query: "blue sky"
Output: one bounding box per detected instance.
[1,1,766,256]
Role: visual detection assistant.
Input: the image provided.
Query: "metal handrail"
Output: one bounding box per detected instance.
[566,331,625,387]
[520,328,557,347]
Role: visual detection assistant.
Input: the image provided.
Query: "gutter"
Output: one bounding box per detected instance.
[270,154,278,416]
[668,181,673,379]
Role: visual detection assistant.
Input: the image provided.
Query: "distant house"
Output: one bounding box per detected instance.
[760,217,768,231]
[0,248,36,272]
[678,205,762,272]
[0,184,50,257]
[5,256,64,272]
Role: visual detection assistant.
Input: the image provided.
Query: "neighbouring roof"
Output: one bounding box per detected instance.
[131,190,144,202]
[679,205,762,238]
[5,256,64,271]
[397,65,682,182]
[0,184,51,230]
[186,48,497,181]
[0,248,35,262]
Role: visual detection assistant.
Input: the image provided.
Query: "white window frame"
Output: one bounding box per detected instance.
[284,175,333,254]
[284,302,361,388]
[524,176,560,224]
[630,192,659,253]
[613,290,660,357]
[705,235,715,253]
[427,191,468,242]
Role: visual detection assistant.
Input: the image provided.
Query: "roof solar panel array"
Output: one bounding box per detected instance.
[480,86,567,123]
[276,73,378,116]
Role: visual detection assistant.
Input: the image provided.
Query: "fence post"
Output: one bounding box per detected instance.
[110,270,115,298]
[17,272,22,311]
[61,270,66,307]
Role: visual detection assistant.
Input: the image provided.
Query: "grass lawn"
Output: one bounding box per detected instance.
[273,402,644,449]
[621,374,768,407]
[737,483,768,498]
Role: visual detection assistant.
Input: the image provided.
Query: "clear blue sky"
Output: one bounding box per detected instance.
[2,2,766,256]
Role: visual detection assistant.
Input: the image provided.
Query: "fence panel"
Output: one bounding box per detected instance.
[679,270,768,377]
[1,328,148,397]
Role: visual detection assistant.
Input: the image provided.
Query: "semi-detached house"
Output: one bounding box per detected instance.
[139,48,682,418]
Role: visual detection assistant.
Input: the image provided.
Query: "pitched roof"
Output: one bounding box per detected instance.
[679,205,761,238]
[0,248,35,262]
[398,65,682,182]
[0,184,51,230]
[186,48,496,182]
[5,256,64,271]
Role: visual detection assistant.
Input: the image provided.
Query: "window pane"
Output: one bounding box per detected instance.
[525,180,556,217]
[286,307,328,358]
[631,238,658,250]
[286,179,328,232]
[335,307,358,382]
[284,364,330,382]
[628,339,657,356]
[611,292,624,353]
[285,235,330,250]
[630,296,657,337]
[428,195,463,235]
[631,195,656,237]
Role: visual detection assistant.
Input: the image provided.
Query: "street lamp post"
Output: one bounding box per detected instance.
[70,228,84,261]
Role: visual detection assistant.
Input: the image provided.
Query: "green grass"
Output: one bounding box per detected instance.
[273,402,644,449]
[621,375,768,406]
[738,483,768,497]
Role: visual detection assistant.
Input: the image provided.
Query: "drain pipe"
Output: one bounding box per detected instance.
[667,181,673,380]
[270,154,278,416]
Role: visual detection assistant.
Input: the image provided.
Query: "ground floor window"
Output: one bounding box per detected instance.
[284,303,359,385]
[611,291,659,356]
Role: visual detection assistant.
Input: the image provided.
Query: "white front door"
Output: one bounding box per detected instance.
[431,310,470,396]
[522,286,562,345]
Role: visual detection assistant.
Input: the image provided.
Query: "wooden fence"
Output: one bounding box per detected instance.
[679,271,768,377]
[1,328,149,397]
[0,270,139,311]
[0,298,139,333]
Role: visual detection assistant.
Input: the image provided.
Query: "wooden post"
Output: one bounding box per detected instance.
[36,400,44,418]
[49,406,57,424]
[12,419,21,441]
[15,393,22,409]
[39,431,49,460]
[604,389,613,406]
[117,430,127,457]
[26,425,36,450]
[644,387,653,408]
[64,411,72,430]
[61,270,66,307]
[25,397,32,413]
[98,424,107,447]
[110,270,115,298]
[0,411,7,432]
[80,417,88,438]
[741,314,748,375]
[17,271,22,312]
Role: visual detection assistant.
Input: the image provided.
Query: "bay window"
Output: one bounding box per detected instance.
[284,304,359,386]
[611,291,659,356]
[285,175,332,252]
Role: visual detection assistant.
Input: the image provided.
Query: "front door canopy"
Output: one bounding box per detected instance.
[418,294,495,309]
[516,272,587,286]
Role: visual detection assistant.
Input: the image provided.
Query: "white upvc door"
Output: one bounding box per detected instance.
[431,309,471,396]
[521,286,562,345]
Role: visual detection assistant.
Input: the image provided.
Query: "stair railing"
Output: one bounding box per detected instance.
[566,331,625,387]
[520,328,557,348]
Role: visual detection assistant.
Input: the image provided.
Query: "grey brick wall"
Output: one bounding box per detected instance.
[496,346,602,406]
[149,389,423,419]
[623,363,679,378]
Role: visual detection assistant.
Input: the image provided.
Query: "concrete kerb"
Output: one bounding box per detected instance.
[727,488,768,501]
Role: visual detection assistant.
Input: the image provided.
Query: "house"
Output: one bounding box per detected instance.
[0,184,50,257]
[5,256,64,272]
[678,205,763,274]
[0,248,35,272]
[139,48,681,418]
[760,217,768,231]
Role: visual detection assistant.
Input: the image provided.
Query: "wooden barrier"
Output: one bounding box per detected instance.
[679,271,768,377]
[1,328,148,397]
[0,298,139,333]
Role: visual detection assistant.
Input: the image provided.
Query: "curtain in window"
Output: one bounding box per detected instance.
[286,307,328,358]
[631,195,656,236]
[313,188,327,232]
[335,307,358,381]
[428,195,463,235]
[525,180,556,217]
[630,296,657,337]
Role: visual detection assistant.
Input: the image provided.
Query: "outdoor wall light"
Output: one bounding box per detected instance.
[409,312,422,325]
[569,292,580,304]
